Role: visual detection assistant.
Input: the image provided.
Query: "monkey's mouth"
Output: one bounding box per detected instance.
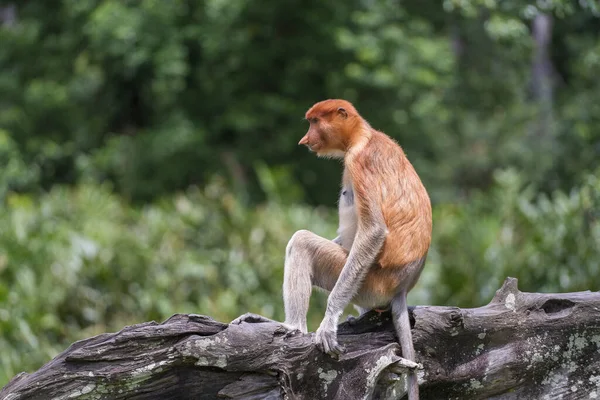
[302,142,315,152]
[306,142,321,153]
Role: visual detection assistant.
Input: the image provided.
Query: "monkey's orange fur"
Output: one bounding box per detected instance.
[302,99,432,298]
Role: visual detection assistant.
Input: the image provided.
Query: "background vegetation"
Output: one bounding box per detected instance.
[1,0,599,387]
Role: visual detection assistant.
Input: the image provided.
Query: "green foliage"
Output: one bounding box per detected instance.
[426,169,600,307]
[0,130,39,197]
[1,0,598,204]
[0,179,337,385]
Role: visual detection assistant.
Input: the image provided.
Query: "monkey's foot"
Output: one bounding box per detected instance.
[388,357,423,374]
[345,311,372,325]
[230,313,299,334]
[230,312,276,326]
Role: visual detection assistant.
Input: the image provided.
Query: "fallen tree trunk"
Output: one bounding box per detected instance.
[1,277,600,400]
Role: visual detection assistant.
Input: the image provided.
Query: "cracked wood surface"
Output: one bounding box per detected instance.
[1,277,600,399]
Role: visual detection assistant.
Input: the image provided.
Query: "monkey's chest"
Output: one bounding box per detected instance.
[337,187,357,251]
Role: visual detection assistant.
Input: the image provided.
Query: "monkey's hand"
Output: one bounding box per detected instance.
[315,318,345,357]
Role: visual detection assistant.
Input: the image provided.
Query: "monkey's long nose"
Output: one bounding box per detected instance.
[298,134,309,146]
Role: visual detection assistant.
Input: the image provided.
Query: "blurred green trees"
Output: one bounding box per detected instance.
[1,0,599,387]
[0,178,336,382]
[1,0,599,204]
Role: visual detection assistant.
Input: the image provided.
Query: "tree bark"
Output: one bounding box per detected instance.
[2,277,600,400]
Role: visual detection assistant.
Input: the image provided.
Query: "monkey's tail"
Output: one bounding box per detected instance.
[391,291,419,400]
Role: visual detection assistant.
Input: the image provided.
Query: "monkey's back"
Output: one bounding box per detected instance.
[357,131,432,269]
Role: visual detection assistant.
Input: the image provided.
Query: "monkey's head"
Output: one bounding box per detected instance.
[299,99,362,159]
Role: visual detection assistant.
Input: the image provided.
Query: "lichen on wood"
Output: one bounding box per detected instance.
[1,277,599,399]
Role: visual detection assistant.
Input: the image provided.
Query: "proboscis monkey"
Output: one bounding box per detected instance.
[233,99,431,400]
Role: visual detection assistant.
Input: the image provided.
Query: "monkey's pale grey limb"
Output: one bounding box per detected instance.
[283,222,387,358]
[392,291,419,400]
[283,230,348,336]
[314,223,386,356]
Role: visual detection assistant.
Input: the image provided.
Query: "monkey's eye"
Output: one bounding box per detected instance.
[309,118,318,124]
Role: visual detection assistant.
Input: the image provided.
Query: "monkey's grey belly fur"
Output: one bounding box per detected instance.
[337,187,357,252]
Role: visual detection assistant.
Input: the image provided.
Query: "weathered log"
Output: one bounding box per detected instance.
[1,277,600,399]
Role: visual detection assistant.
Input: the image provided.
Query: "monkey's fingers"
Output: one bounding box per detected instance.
[388,357,423,374]
[328,341,345,358]
[314,329,345,358]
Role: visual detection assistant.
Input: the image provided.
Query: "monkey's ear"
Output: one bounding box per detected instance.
[337,107,348,119]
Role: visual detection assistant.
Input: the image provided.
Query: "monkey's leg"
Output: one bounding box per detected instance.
[354,305,370,315]
[283,230,347,334]
[391,291,419,400]
[345,305,370,324]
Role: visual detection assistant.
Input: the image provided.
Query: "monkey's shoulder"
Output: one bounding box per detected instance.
[352,134,405,169]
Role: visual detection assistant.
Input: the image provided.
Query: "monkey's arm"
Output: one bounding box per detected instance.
[315,219,386,355]
[315,152,389,356]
